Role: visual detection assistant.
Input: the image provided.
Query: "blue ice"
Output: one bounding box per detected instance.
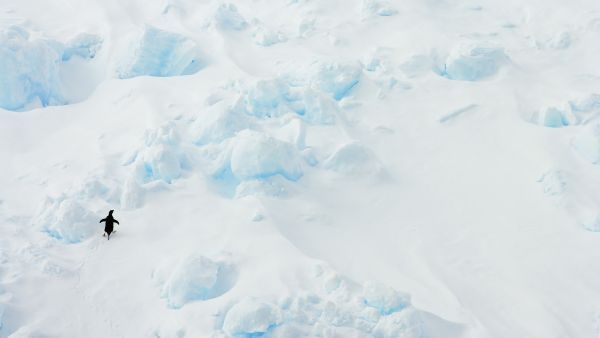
[118,26,205,79]
[0,26,65,110]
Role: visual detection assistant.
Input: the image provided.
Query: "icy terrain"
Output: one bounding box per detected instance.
[1,0,600,337]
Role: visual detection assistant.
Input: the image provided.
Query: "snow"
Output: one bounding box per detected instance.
[229,130,303,181]
[362,281,411,315]
[572,124,600,164]
[323,142,381,175]
[155,253,221,309]
[222,298,281,337]
[2,0,600,337]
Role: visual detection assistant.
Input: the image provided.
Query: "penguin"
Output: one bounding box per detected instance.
[99,210,120,240]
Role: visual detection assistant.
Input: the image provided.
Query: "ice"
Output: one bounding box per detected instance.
[214,3,248,31]
[313,62,362,100]
[129,123,191,184]
[158,254,220,309]
[191,101,249,145]
[222,298,282,337]
[238,77,337,124]
[252,23,287,46]
[534,105,575,128]
[438,43,509,81]
[372,308,424,338]
[362,281,411,315]
[570,93,600,113]
[229,130,303,181]
[242,79,296,118]
[532,94,600,127]
[62,33,102,61]
[120,177,145,210]
[323,142,381,175]
[35,197,98,243]
[235,178,288,199]
[0,26,65,110]
[117,26,205,79]
[572,124,600,164]
[361,0,398,17]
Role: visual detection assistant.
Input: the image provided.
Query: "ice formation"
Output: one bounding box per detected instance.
[117,26,205,78]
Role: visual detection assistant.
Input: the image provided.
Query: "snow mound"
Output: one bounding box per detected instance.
[252,22,286,46]
[158,254,219,309]
[373,308,424,338]
[129,122,192,184]
[572,124,600,164]
[35,197,98,243]
[533,105,576,128]
[117,26,205,79]
[237,78,338,124]
[363,281,411,315]
[531,94,600,127]
[215,3,248,31]
[222,298,282,337]
[229,131,303,181]
[438,43,509,81]
[323,142,381,175]
[235,178,289,199]
[62,33,102,61]
[154,253,237,309]
[191,101,249,145]
[0,26,64,111]
[361,0,398,17]
[313,62,362,100]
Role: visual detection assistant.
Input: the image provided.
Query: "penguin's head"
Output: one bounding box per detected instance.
[109,209,114,214]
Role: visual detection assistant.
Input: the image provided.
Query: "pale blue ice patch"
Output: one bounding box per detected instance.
[223,298,282,337]
[438,43,509,81]
[0,26,65,110]
[118,26,205,79]
[62,33,102,61]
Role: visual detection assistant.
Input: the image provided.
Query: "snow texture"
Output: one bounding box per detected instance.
[572,124,600,164]
[323,142,380,175]
[363,281,411,315]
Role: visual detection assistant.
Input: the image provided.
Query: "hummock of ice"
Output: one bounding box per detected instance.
[363,281,411,315]
[157,254,221,309]
[214,3,248,31]
[0,26,102,111]
[222,298,282,337]
[0,26,65,111]
[118,26,205,79]
[361,0,398,17]
[235,178,288,199]
[130,122,192,184]
[572,124,600,164]
[252,22,286,46]
[35,196,98,243]
[229,130,303,181]
[438,43,509,81]
[238,78,339,124]
[219,267,424,337]
[323,142,381,175]
[313,62,362,100]
[62,33,103,61]
[532,94,600,127]
[372,308,424,338]
[191,101,249,145]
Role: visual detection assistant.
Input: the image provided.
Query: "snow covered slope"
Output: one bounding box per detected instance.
[2,0,600,337]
